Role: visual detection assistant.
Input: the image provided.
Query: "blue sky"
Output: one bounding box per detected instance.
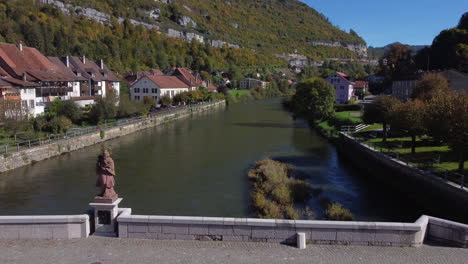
[302,0,468,47]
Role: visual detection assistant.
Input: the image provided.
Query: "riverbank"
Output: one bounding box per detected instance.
[0,100,226,173]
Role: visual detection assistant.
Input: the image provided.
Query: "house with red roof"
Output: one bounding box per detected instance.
[326,72,357,104]
[0,42,83,116]
[130,75,190,103]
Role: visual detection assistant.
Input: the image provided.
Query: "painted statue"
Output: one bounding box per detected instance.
[95,150,118,202]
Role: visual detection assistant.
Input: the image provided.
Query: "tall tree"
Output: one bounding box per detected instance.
[389,100,426,154]
[290,77,335,121]
[426,91,468,172]
[363,96,401,142]
[379,43,416,80]
[411,73,449,101]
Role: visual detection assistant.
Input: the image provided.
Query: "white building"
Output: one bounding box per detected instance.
[239,78,268,90]
[130,75,190,103]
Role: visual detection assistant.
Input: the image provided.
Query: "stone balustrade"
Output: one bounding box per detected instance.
[0,215,89,239]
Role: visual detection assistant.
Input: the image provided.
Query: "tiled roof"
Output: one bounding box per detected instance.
[68,56,120,82]
[47,56,87,81]
[336,72,348,77]
[145,75,190,89]
[174,68,202,87]
[0,43,76,82]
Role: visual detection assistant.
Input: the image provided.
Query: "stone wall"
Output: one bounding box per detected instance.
[0,101,226,173]
[426,216,468,247]
[117,210,432,247]
[0,215,89,239]
[337,133,468,205]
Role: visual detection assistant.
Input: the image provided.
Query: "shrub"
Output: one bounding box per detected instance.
[49,116,72,134]
[325,202,355,221]
[334,104,363,112]
[248,159,313,220]
[160,95,172,107]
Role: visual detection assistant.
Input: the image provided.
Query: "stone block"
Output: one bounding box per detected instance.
[336,230,376,242]
[233,218,249,226]
[369,241,392,247]
[19,228,52,239]
[275,219,295,228]
[128,223,148,233]
[67,224,82,238]
[222,235,247,242]
[118,224,128,238]
[247,218,276,227]
[175,234,195,240]
[251,227,277,239]
[274,228,297,239]
[52,226,69,239]
[158,233,176,240]
[233,226,252,236]
[202,217,224,225]
[173,216,203,225]
[297,233,306,249]
[0,229,19,239]
[148,216,172,224]
[130,215,149,223]
[295,228,312,240]
[223,218,236,225]
[375,231,414,243]
[162,224,189,235]
[146,232,159,239]
[349,241,369,246]
[189,225,209,235]
[148,224,162,233]
[128,232,147,239]
[208,225,234,236]
[311,230,337,241]
[429,225,452,240]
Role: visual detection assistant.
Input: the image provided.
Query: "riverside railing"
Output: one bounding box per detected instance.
[0,101,219,156]
[360,139,467,189]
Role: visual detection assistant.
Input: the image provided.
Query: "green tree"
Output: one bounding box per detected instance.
[389,100,426,154]
[160,95,172,107]
[363,96,401,142]
[290,77,336,121]
[379,43,415,80]
[426,91,468,172]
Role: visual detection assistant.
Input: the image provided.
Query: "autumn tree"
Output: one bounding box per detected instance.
[389,100,426,154]
[363,96,401,142]
[290,77,335,121]
[411,73,449,101]
[160,95,172,107]
[425,91,468,172]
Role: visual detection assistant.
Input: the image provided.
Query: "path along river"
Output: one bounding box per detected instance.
[0,99,448,221]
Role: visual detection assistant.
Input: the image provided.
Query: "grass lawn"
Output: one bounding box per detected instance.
[363,136,467,179]
[228,90,250,98]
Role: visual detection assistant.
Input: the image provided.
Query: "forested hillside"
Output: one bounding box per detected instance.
[0,0,286,73]
[57,0,367,59]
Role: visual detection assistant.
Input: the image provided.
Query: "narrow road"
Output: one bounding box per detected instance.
[0,237,466,264]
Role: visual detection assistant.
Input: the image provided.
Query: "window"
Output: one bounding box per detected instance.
[134,88,140,93]
[134,96,140,100]
[152,88,157,93]
[171,91,175,97]
[29,100,34,109]
[143,88,149,93]
[22,100,27,109]
[340,86,345,90]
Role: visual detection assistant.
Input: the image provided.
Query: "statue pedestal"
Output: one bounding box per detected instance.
[89,198,122,236]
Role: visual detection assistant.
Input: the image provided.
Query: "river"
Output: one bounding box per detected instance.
[0,99,442,222]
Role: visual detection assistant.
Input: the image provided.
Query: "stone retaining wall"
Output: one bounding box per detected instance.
[0,101,226,173]
[0,215,89,239]
[117,210,438,247]
[426,216,468,247]
[337,133,468,205]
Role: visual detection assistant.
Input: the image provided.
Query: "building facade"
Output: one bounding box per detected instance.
[130,75,190,103]
[326,72,355,104]
[239,78,268,90]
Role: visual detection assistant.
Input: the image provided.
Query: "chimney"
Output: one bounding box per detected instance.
[100,59,104,70]
[65,56,70,68]
[82,56,86,64]
[17,41,23,52]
